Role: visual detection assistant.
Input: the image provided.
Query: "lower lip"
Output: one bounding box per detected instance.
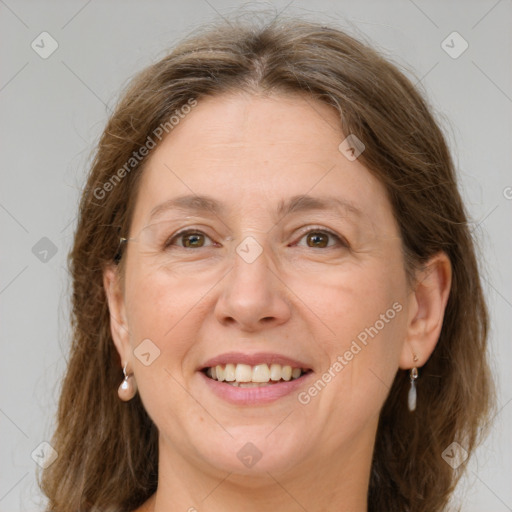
[199,371,313,405]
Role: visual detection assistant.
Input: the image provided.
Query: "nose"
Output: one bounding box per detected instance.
[214,240,292,332]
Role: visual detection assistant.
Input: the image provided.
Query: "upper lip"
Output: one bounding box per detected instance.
[200,352,312,370]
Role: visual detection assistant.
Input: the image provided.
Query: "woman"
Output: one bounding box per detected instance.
[39,17,494,512]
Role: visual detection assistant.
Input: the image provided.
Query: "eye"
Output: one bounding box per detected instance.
[162,227,347,250]
[294,227,348,249]
[165,229,217,249]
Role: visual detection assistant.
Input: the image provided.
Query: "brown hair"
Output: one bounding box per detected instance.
[39,16,494,512]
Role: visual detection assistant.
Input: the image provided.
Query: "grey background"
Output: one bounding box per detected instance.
[1,1,511,510]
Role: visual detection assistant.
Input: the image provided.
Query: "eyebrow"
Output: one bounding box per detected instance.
[148,193,362,221]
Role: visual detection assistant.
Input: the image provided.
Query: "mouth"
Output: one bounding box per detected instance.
[201,363,312,388]
[198,352,314,404]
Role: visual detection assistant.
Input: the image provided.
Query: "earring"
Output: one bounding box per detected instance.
[118,363,137,401]
[408,367,419,412]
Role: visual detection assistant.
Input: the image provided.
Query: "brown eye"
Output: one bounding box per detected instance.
[306,232,329,248]
[165,229,215,249]
[295,228,346,249]
[182,232,205,248]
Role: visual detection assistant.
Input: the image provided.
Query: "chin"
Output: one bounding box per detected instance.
[193,428,307,477]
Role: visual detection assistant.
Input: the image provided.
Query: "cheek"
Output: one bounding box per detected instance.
[291,255,406,343]
[124,260,211,340]
[123,267,204,394]
[283,263,408,456]
[122,269,207,427]
[291,258,407,394]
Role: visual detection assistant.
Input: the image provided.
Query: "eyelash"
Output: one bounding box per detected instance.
[165,226,348,250]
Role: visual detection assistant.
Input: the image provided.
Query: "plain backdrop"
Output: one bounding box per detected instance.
[1,1,511,511]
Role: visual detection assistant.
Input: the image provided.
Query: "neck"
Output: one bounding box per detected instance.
[146,432,373,512]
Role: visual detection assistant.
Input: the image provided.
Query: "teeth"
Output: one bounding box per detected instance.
[291,367,301,379]
[207,363,306,384]
[270,363,282,381]
[224,363,236,382]
[235,363,253,382]
[252,364,271,382]
[281,365,292,381]
[216,365,225,382]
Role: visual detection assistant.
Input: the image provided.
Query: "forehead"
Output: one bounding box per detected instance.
[130,92,395,233]
[143,90,344,173]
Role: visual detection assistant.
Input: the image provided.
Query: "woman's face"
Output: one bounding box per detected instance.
[110,92,414,479]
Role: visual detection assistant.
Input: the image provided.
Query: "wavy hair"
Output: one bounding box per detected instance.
[39,16,494,512]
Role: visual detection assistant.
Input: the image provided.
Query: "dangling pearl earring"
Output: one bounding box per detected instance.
[118,363,137,401]
[408,366,419,412]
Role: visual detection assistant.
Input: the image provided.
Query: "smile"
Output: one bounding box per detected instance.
[203,363,311,387]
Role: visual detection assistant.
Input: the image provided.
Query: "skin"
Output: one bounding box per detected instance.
[104,92,451,512]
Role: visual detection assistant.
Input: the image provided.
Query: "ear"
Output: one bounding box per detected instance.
[103,263,131,365]
[399,252,452,369]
